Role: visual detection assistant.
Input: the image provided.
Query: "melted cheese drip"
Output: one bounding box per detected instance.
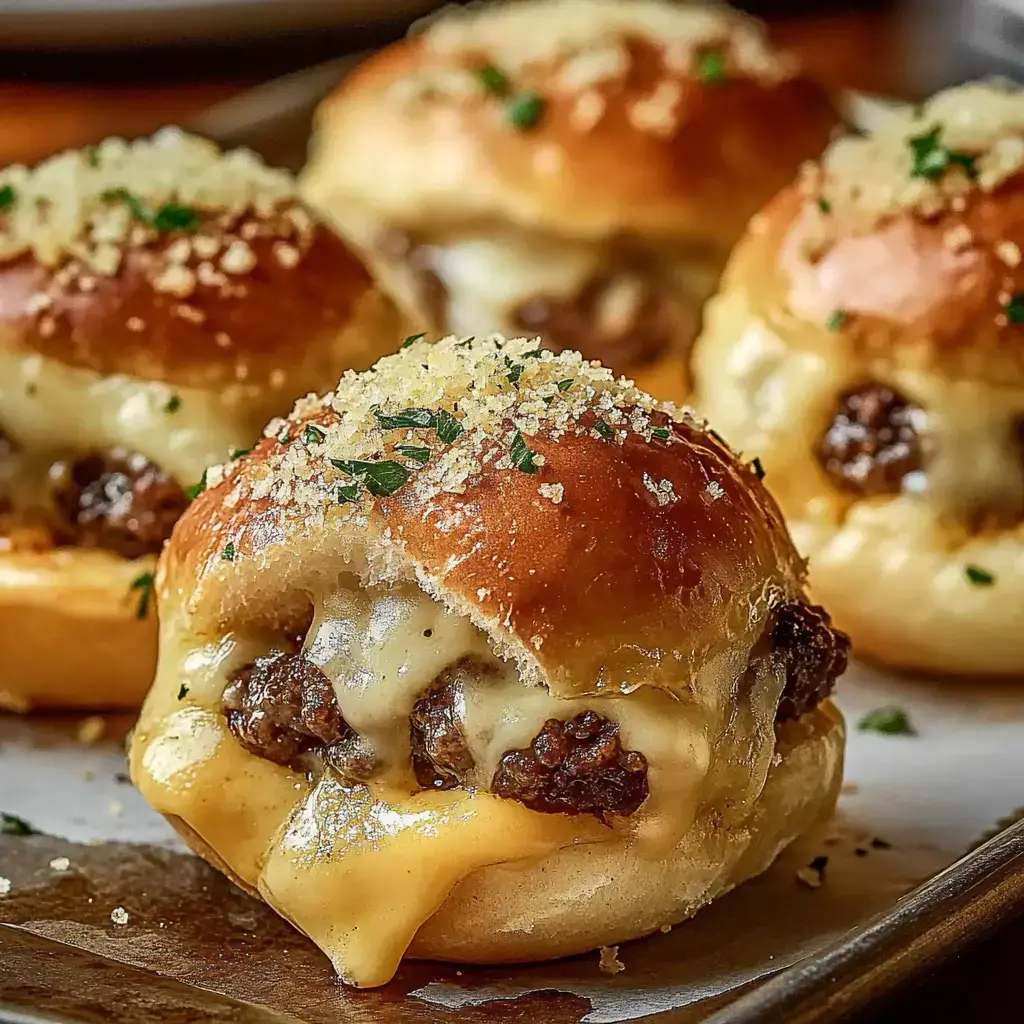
[133,579,786,988]
[0,348,279,506]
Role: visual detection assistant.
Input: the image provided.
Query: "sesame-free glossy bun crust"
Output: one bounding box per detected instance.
[311,28,837,244]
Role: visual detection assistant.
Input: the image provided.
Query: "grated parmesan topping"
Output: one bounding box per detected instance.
[0,128,315,285]
[216,334,700,516]
[392,0,795,137]
[808,80,1024,235]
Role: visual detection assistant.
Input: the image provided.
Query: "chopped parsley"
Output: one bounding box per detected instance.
[277,426,291,445]
[130,572,155,620]
[507,93,545,130]
[857,706,916,736]
[177,684,189,701]
[374,407,436,430]
[652,427,671,441]
[965,564,995,586]
[401,332,426,349]
[510,430,540,474]
[908,126,977,181]
[817,196,832,214]
[394,444,431,465]
[522,348,544,359]
[302,423,326,446]
[330,458,409,497]
[221,542,235,562]
[0,184,16,211]
[434,409,464,443]
[184,469,208,501]
[335,482,361,504]
[86,147,101,168]
[506,361,525,385]
[751,457,766,480]
[1004,293,1024,324]
[696,50,727,85]
[101,187,151,222]
[164,394,181,414]
[477,64,509,95]
[1,812,41,836]
[152,202,199,233]
[230,447,252,460]
[557,379,574,392]
[825,309,847,332]
[594,419,615,440]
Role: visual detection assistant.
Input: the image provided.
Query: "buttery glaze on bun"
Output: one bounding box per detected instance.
[0,128,401,710]
[693,80,1024,676]
[301,0,839,387]
[130,334,847,987]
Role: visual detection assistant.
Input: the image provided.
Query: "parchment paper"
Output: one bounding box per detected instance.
[1,660,1022,1024]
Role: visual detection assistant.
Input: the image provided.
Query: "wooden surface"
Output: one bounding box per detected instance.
[0,6,1015,1024]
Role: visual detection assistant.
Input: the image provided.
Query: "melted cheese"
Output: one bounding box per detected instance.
[133,577,787,988]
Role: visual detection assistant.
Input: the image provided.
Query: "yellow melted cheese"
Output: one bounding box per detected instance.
[133,578,785,987]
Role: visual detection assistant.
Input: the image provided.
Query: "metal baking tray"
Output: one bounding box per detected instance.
[3,48,1024,1024]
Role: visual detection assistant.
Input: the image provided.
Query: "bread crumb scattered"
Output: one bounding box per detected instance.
[48,857,71,872]
[599,945,625,974]
[796,855,828,889]
[110,906,130,926]
[538,482,564,504]
[77,716,106,745]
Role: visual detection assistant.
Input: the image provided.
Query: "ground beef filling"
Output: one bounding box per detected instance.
[409,661,476,791]
[49,448,189,558]
[492,711,649,822]
[514,275,677,368]
[772,602,850,724]
[223,652,352,770]
[818,384,923,496]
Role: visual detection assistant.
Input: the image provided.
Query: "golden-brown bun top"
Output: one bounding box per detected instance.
[0,129,373,389]
[165,334,804,699]
[312,0,838,243]
[731,80,1024,386]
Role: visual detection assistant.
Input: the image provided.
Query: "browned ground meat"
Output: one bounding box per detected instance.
[772,602,850,723]
[492,711,649,822]
[409,662,477,790]
[49,448,189,558]
[223,652,351,769]
[514,276,676,368]
[818,385,923,496]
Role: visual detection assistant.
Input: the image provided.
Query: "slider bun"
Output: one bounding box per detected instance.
[693,80,1024,675]
[0,129,402,710]
[169,701,843,964]
[306,0,838,243]
[132,335,842,983]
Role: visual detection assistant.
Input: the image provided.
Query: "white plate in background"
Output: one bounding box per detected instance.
[0,0,441,48]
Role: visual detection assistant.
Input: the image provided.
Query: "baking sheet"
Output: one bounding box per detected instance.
[3,661,1023,1024]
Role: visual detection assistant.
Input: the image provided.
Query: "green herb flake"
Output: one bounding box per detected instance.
[751,457,766,480]
[594,419,615,440]
[825,309,847,332]
[302,423,326,446]
[335,482,362,504]
[507,93,545,131]
[1004,293,1024,324]
[857,706,916,736]
[177,684,189,701]
[509,430,540,474]
[506,362,525,385]
[394,444,431,465]
[0,184,16,211]
[86,147,101,168]
[817,196,831,214]
[696,50,727,85]
[164,394,181,414]
[557,379,574,392]
[652,427,671,441]
[330,458,410,498]
[230,447,252,460]
[374,407,436,430]
[401,332,426,350]
[434,409,464,443]
[277,427,291,445]
[222,542,236,562]
[101,186,151,223]
[522,348,544,359]
[153,202,199,233]
[477,64,509,95]
[184,469,208,501]
[130,571,155,620]
[908,125,977,181]
[965,564,995,586]
[1,812,41,836]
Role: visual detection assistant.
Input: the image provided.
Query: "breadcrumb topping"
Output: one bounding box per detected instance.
[0,128,317,308]
[807,81,1024,236]
[217,334,700,520]
[394,0,795,138]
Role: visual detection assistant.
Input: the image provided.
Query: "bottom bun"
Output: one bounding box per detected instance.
[170,700,843,967]
[0,549,157,710]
